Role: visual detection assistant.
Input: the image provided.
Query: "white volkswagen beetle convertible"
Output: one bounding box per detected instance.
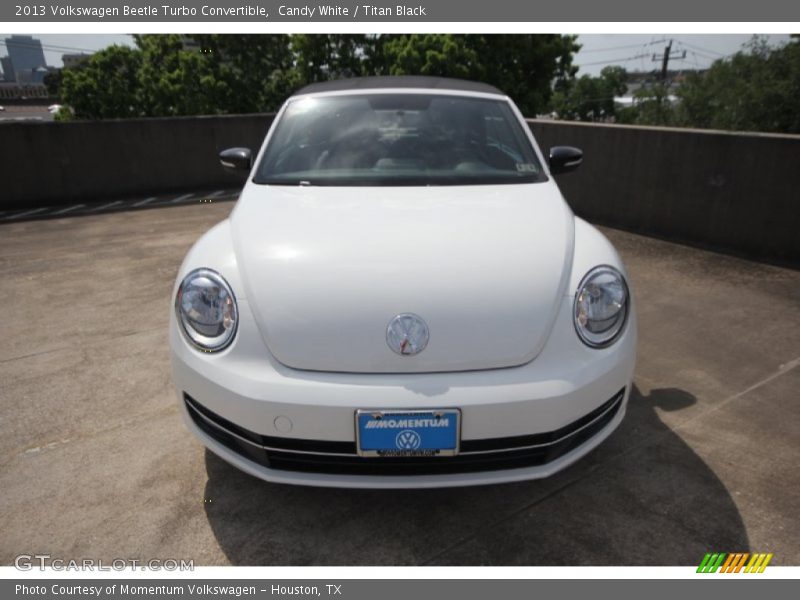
[170,77,636,488]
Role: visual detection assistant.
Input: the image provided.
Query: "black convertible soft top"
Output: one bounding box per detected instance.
[293,76,505,97]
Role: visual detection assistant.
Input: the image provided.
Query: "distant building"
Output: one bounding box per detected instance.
[16,66,50,85]
[180,35,201,52]
[1,34,52,91]
[623,68,707,94]
[4,35,47,75]
[0,56,15,83]
[62,53,92,69]
[615,68,707,106]
[0,82,50,100]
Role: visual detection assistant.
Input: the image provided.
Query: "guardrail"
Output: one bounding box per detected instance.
[2,114,798,266]
[527,119,799,266]
[2,113,275,211]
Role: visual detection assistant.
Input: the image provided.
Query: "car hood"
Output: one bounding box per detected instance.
[231,182,574,373]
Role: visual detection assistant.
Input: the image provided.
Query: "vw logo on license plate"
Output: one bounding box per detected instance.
[395,429,422,450]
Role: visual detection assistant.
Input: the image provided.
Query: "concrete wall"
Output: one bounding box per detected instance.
[2,113,274,209]
[1,115,798,265]
[528,120,800,266]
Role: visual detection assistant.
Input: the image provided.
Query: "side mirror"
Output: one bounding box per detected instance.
[549,146,583,175]
[219,147,252,172]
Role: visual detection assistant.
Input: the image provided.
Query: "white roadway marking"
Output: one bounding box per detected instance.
[3,190,234,222]
[169,193,195,204]
[51,204,86,216]
[91,200,123,212]
[589,356,800,477]
[6,207,47,219]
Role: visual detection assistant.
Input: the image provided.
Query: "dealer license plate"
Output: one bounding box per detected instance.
[355,409,461,457]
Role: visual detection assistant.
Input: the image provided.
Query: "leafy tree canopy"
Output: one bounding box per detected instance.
[377,35,579,116]
[552,66,627,122]
[612,37,800,133]
[59,45,142,119]
[674,37,800,133]
[57,34,578,120]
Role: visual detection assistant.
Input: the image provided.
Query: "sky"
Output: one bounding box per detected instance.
[572,34,792,75]
[0,33,793,73]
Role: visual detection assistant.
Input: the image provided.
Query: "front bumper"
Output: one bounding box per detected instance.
[171,293,636,488]
[182,386,626,487]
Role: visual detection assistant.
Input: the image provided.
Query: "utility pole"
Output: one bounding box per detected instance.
[652,39,687,83]
[661,39,672,81]
[648,39,687,125]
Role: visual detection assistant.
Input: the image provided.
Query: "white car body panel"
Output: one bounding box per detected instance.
[230,182,574,372]
[170,82,637,488]
[179,398,628,489]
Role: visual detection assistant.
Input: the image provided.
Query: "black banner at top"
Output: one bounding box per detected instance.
[2,0,800,22]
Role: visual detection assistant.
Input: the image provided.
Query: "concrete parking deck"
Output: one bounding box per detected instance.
[1,202,798,566]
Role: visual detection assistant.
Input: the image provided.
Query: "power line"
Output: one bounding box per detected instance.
[0,39,99,55]
[578,42,657,54]
[652,39,686,81]
[577,39,668,61]
[687,49,730,62]
[576,39,677,70]
[687,51,703,69]
[671,40,741,65]
[577,53,650,67]
[677,41,728,57]
[0,42,97,54]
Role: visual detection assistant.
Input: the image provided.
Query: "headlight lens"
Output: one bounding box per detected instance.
[573,265,629,348]
[175,268,238,351]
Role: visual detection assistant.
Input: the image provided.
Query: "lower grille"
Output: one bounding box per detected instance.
[184,388,625,476]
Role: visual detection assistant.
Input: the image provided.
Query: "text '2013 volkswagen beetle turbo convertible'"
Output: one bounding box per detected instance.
[170,76,636,488]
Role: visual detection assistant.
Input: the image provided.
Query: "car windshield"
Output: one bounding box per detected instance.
[253,93,546,186]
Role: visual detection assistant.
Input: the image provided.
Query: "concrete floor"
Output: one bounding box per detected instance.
[1,202,798,566]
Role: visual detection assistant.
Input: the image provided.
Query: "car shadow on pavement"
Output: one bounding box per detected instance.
[202,384,749,565]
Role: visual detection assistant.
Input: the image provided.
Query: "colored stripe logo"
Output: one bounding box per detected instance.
[697,553,773,573]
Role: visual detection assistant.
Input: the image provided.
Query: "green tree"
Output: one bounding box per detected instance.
[190,34,297,113]
[134,35,230,116]
[675,37,800,133]
[43,68,62,98]
[60,35,297,119]
[376,34,578,116]
[620,82,677,126]
[59,45,142,119]
[379,34,483,79]
[291,35,373,83]
[552,66,628,121]
[476,35,579,117]
[56,34,580,120]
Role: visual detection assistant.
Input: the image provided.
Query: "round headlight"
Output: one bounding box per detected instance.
[573,265,629,348]
[175,268,238,351]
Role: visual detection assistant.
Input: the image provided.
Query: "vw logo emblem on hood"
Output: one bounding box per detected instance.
[386,313,429,356]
